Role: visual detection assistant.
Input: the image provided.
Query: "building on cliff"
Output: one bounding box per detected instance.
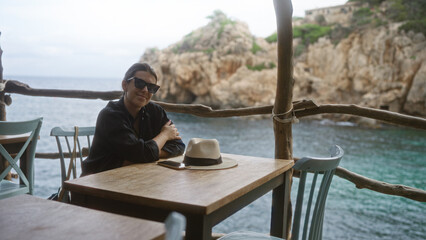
[304,1,365,26]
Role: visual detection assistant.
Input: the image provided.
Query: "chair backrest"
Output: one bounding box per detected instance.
[0,118,43,199]
[291,145,344,240]
[164,212,186,240]
[50,126,95,185]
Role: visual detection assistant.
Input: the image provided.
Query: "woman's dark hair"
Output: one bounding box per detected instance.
[123,63,158,83]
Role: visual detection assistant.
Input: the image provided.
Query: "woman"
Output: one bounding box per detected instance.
[82,63,185,175]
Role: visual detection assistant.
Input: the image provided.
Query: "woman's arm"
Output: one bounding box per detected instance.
[103,111,160,163]
[153,120,183,157]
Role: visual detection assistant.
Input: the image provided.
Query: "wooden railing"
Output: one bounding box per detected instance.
[2,79,426,202]
[5,80,426,129]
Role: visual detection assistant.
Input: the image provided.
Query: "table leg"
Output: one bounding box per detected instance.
[185,214,212,240]
[20,149,33,194]
[270,169,293,239]
[0,143,21,181]
[0,155,12,180]
[2,142,33,194]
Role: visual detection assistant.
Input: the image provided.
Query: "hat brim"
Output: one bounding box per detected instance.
[164,155,238,170]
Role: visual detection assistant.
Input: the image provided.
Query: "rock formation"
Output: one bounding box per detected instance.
[141,8,425,118]
[295,23,425,116]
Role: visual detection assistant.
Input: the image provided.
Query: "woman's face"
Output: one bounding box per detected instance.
[122,70,157,110]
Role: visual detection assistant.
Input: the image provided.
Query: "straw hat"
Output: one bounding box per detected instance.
[162,138,237,170]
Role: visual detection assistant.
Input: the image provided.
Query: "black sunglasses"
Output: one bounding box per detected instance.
[127,77,160,94]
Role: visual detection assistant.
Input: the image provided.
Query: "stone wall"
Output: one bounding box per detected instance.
[304,2,364,26]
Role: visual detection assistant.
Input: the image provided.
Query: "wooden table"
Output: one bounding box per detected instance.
[64,153,294,240]
[0,194,165,240]
[0,134,32,144]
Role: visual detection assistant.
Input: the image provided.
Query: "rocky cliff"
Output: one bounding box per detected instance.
[141,9,426,118]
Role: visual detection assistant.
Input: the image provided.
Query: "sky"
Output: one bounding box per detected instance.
[0,0,348,78]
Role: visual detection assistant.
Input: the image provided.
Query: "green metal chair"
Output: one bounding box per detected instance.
[0,118,43,199]
[218,145,344,240]
[50,126,95,202]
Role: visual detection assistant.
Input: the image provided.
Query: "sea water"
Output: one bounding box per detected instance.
[5,75,426,239]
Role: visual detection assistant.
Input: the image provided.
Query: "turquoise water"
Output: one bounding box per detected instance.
[5,75,426,239]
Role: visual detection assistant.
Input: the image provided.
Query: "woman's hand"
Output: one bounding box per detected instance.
[153,120,182,157]
[160,120,181,141]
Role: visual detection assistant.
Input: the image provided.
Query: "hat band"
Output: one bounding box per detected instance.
[183,155,223,166]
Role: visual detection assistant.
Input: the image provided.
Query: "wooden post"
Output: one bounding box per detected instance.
[271,0,294,239]
[0,32,5,121]
[0,32,10,180]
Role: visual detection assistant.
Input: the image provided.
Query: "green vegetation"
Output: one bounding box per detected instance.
[172,29,203,54]
[399,20,426,36]
[184,31,194,38]
[172,43,181,54]
[206,9,225,20]
[315,15,327,26]
[351,7,373,26]
[251,39,262,54]
[218,18,236,39]
[329,24,353,45]
[174,1,426,57]
[350,0,426,35]
[173,10,238,54]
[203,48,215,54]
[207,10,236,39]
[349,0,385,6]
[373,18,387,27]
[386,0,426,36]
[246,62,276,71]
[265,24,331,45]
[265,32,277,43]
[146,47,159,53]
[294,44,306,57]
[386,0,407,21]
[265,24,330,56]
[263,0,425,57]
[293,24,332,45]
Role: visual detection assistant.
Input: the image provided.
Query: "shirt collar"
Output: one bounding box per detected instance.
[118,97,147,122]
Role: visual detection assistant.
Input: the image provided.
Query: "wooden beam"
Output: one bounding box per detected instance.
[295,104,426,130]
[156,99,316,118]
[4,80,426,129]
[5,80,122,100]
[336,167,426,202]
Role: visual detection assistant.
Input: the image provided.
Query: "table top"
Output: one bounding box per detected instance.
[0,194,165,240]
[64,153,294,215]
[0,134,32,144]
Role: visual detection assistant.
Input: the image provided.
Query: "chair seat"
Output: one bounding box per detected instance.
[0,180,29,199]
[218,231,283,240]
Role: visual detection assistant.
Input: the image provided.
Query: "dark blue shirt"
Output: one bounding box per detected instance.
[82,97,185,175]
